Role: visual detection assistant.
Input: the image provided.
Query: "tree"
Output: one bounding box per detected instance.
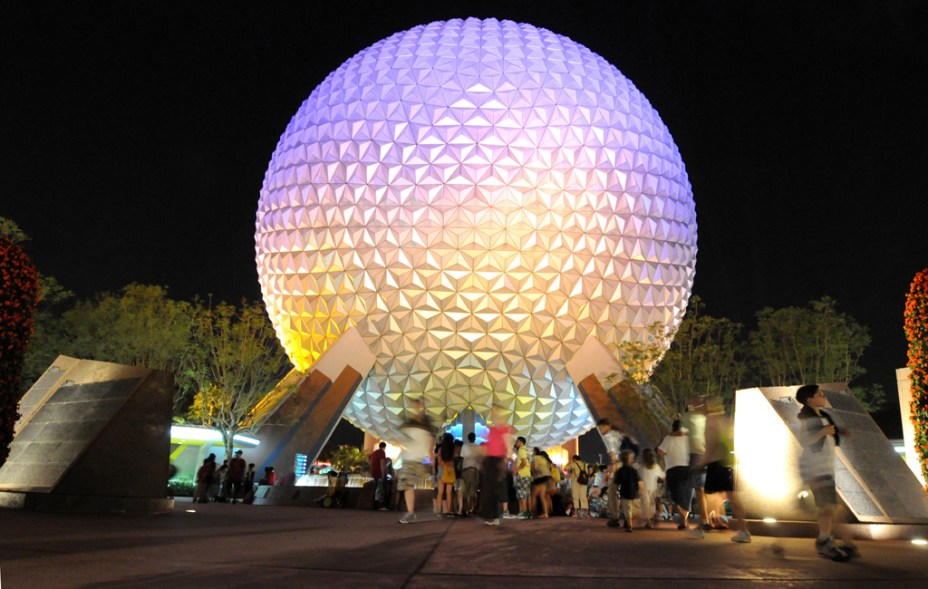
[0,217,29,245]
[23,284,197,412]
[0,237,39,466]
[328,445,369,474]
[904,268,928,491]
[749,297,879,409]
[650,296,748,416]
[185,299,290,459]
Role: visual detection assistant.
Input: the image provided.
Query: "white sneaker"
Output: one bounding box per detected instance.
[502,512,517,519]
[398,512,417,524]
[685,527,705,539]
[484,518,501,526]
[731,530,752,543]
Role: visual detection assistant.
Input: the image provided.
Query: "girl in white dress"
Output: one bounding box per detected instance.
[638,448,665,528]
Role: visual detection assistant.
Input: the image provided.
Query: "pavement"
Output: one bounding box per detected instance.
[0,499,926,588]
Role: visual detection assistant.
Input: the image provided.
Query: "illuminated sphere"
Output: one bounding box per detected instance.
[256,18,697,448]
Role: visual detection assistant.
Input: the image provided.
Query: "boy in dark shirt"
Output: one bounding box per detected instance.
[614,449,642,532]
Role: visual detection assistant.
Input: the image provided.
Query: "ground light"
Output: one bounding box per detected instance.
[913,538,927,546]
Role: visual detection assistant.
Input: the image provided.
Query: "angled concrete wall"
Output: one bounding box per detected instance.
[0,356,174,513]
[735,384,928,526]
[247,328,376,479]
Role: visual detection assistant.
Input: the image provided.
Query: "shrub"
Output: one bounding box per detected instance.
[168,478,195,497]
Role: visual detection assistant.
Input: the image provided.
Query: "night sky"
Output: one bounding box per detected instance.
[3,2,926,437]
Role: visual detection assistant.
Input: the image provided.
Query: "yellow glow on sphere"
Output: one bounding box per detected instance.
[255,18,697,448]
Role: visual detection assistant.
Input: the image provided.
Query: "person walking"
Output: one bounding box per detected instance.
[396,398,435,524]
[698,396,751,543]
[596,419,627,527]
[796,384,859,561]
[682,397,710,537]
[657,419,691,529]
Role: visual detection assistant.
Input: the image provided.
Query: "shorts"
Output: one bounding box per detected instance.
[514,475,531,500]
[666,466,692,508]
[532,475,552,487]
[688,453,706,489]
[704,461,733,494]
[808,475,837,508]
[396,461,430,492]
[461,467,479,499]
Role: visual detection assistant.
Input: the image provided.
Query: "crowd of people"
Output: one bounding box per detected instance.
[186,384,859,563]
[381,388,858,562]
[193,450,276,505]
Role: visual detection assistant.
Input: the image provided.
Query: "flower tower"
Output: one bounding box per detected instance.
[0,238,39,466]
[904,268,928,492]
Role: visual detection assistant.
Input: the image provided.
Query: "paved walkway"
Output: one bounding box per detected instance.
[0,499,926,588]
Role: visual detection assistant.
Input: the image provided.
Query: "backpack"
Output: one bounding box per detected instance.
[576,462,590,485]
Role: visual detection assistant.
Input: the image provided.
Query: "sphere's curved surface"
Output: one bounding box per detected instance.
[256,18,697,448]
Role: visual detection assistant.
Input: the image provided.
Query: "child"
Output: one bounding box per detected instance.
[614,449,642,532]
[796,384,859,561]
[638,448,665,528]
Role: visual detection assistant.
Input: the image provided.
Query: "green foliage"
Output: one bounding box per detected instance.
[168,477,195,497]
[616,322,673,386]
[23,284,196,412]
[649,295,881,417]
[651,296,747,416]
[0,217,29,245]
[0,237,39,466]
[185,299,290,459]
[327,445,369,474]
[852,383,886,414]
[749,296,871,391]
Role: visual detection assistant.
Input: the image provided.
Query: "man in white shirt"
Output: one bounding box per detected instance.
[657,419,690,528]
[458,432,482,515]
[596,419,625,527]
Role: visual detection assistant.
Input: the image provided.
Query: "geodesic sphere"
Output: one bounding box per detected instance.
[255,18,697,448]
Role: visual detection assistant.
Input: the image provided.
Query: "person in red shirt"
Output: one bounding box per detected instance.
[478,405,514,526]
[259,466,277,486]
[369,442,388,510]
[225,450,247,504]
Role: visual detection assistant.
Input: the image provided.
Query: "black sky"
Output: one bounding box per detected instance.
[3,1,926,437]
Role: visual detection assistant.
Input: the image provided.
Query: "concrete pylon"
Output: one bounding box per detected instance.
[0,356,174,514]
[565,336,663,450]
[246,328,376,478]
[734,384,928,534]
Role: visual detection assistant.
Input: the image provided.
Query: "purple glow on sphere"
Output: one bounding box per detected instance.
[256,18,697,448]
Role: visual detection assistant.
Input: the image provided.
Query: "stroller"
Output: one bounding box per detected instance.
[315,471,349,508]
